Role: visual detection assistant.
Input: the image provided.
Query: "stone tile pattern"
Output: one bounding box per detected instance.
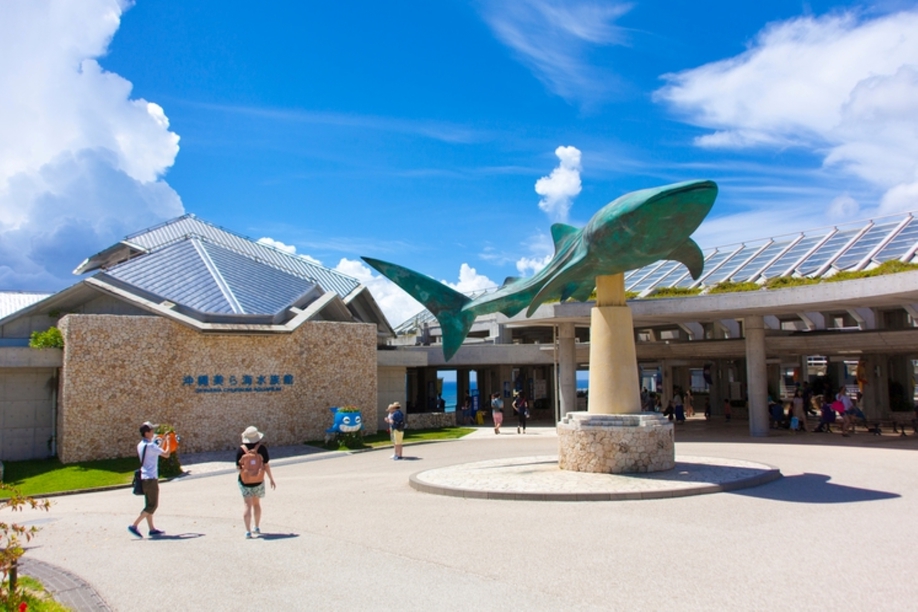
[19,557,112,612]
[557,412,675,473]
[405,411,456,430]
[57,315,376,463]
[410,454,780,501]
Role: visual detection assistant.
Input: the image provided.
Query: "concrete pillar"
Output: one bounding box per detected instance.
[744,315,769,436]
[558,322,577,418]
[588,274,641,414]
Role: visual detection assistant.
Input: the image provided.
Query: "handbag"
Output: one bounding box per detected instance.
[132,444,148,495]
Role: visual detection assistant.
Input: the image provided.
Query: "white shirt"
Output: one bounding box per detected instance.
[138,439,166,480]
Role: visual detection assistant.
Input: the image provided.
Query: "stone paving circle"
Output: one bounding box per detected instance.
[409,454,781,501]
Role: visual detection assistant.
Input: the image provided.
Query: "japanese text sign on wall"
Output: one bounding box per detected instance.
[182,373,294,394]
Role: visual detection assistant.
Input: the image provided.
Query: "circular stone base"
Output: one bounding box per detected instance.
[558,412,674,473]
[410,455,781,501]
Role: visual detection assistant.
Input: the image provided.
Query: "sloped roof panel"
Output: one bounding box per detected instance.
[121,215,360,296]
[0,292,52,319]
[201,242,318,314]
[105,240,235,314]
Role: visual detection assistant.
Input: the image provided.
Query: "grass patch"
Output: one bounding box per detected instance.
[306,427,476,450]
[764,276,820,289]
[0,456,139,497]
[707,280,760,294]
[13,576,71,612]
[826,259,918,282]
[646,286,702,299]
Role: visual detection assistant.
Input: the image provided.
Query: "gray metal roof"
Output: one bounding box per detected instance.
[102,238,321,317]
[78,214,361,297]
[0,291,51,319]
[395,209,918,334]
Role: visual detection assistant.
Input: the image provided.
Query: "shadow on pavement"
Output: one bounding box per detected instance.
[256,532,299,541]
[732,472,900,504]
[149,533,206,541]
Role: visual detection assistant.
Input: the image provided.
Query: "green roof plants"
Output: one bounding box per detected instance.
[707,280,760,294]
[646,286,702,299]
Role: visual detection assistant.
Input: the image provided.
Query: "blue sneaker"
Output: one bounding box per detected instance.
[254,527,261,535]
[149,529,165,537]
[128,525,142,538]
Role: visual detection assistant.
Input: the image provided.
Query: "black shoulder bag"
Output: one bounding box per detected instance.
[132,444,148,495]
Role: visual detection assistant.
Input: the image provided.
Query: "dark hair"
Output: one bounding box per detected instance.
[139,424,153,436]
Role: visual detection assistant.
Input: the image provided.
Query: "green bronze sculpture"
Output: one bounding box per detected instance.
[363,179,718,360]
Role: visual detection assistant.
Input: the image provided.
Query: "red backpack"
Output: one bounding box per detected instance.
[239,443,265,484]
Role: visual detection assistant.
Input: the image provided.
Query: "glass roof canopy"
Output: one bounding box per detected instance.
[394,210,918,334]
[625,211,918,295]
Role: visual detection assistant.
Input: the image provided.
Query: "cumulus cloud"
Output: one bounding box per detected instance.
[656,9,918,219]
[478,0,631,104]
[827,193,860,220]
[336,258,498,327]
[535,146,582,222]
[256,237,324,264]
[0,0,182,290]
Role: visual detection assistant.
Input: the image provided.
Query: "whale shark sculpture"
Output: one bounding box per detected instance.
[363,179,717,361]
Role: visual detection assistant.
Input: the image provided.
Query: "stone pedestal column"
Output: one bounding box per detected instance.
[744,315,769,437]
[558,322,577,417]
[587,274,641,414]
[559,274,674,474]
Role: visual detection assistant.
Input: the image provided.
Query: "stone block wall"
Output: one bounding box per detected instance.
[57,315,377,463]
[405,411,455,430]
[558,412,674,473]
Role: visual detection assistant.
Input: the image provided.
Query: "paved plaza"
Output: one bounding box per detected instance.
[16,420,918,611]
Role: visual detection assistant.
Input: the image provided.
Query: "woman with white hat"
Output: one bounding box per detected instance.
[235,426,276,539]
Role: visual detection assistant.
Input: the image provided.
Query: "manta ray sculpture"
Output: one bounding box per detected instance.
[363,179,717,361]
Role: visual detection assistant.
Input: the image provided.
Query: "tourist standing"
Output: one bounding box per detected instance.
[236,426,276,539]
[673,388,685,423]
[491,392,504,434]
[386,402,406,459]
[723,399,732,422]
[129,421,172,538]
[792,389,808,431]
[685,389,694,417]
[837,387,855,437]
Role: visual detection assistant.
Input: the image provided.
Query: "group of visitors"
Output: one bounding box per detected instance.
[130,422,276,540]
[488,391,529,434]
[769,386,866,436]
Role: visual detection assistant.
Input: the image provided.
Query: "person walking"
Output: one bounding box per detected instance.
[491,392,504,434]
[837,386,855,437]
[386,402,406,459]
[236,426,276,539]
[513,392,529,434]
[791,389,808,431]
[673,387,685,423]
[129,421,172,538]
[684,389,694,417]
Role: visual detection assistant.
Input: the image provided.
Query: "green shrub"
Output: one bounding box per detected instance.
[764,276,820,289]
[1,483,51,609]
[827,259,918,282]
[28,327,63,349]
[708,280,760,294]
[647,286,702,299]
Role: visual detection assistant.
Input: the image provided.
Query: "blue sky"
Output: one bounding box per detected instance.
[3,1,918,325]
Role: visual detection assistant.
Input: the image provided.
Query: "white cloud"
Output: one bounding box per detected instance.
[443,263,497,294]
[515,230,554,276]
[335,258,499,328]
[535,146,582,222]
[656,9,918,218]
[257,237,297,254]
[478,0,631,104]
[0,0,182,290]
[827,194,860,220]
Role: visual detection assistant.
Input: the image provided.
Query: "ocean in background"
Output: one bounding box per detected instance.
[440,380,476,412]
